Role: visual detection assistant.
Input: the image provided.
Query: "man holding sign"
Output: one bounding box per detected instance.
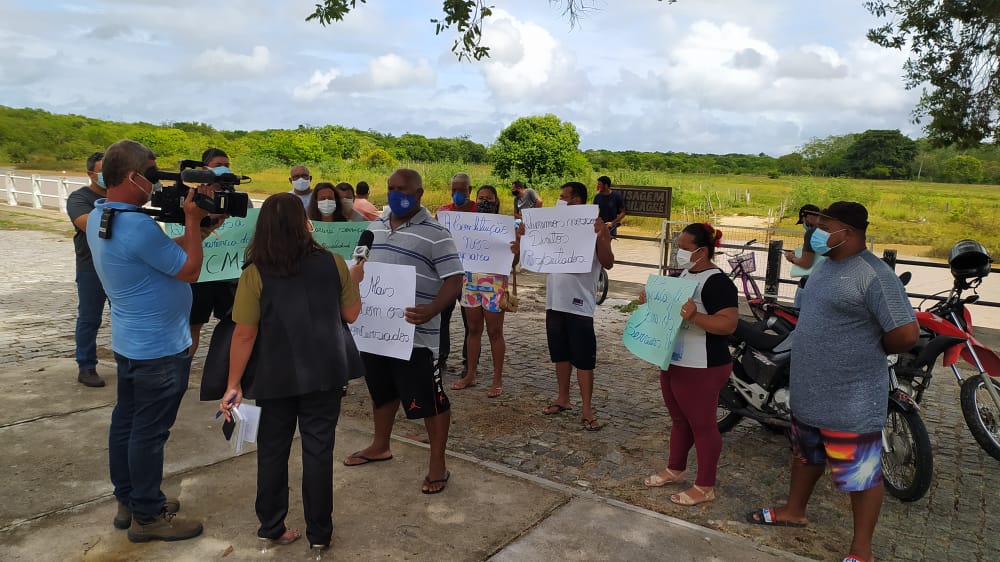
[531,182,613,431]
[344,168,464,495]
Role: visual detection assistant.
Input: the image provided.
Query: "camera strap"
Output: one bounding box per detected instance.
[97,206,145,239]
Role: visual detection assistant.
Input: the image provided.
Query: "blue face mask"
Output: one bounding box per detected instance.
[452,191,467,207]
[212,166,232,176]
[96,172,105,189]
[388,190,418,217]
[810,227,845,256]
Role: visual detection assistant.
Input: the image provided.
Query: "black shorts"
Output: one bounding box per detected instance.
[362,348,450,420]
[190,281,236,325]
[545,309,596,370]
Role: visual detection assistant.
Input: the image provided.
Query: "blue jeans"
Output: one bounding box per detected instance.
[75,270,107,370]
[109,351,191,519]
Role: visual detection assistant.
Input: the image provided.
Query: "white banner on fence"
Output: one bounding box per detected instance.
[349,262,416,360]
[436,210,516,275]
[519,205,598,274]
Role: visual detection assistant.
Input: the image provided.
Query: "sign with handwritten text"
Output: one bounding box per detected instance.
[436,211,516,275]
[348,262,416,360]
[519,205,599,273]
[163,209,259,283]
[312,221,370,262]
[165,212,369,282]
[623,274,698,369]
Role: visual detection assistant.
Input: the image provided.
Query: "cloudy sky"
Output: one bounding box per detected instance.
[0,0,922,155]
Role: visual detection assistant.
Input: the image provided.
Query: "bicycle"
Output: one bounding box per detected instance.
[725,239,766,320]
[596,267,609,305]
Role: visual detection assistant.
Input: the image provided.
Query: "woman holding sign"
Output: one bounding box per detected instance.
[452,185,510,398]
[220,193,364,552]
[640,222,738,507]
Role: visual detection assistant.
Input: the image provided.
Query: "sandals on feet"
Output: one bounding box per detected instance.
[451,379,477,390]
[582,418,603,431]
[421,471,451,494]
[745,507,808,528]
[670,485,716,506]
[259,528,301,547]
[542,403,571,415]
[487,386,502,398]
[643,468,685,487]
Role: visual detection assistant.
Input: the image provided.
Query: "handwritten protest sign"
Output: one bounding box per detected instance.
[165,212,369,281]
[623,274,698,369]
[519,205,599,273]
[164,209,258,282]
[437,211,516,274]
[312,221,370,262]
[349,262,416,360]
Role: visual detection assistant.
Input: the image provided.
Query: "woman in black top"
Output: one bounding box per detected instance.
[221,193,363,551]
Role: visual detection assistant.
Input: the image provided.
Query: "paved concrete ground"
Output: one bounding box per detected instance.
[2,207,999,561]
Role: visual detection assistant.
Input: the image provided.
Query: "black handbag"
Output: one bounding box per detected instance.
[199,316,256,401]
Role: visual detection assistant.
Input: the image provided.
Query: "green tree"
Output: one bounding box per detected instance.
[799,134,858,176]
[842,129,917,179]
[307,1,673,60]
[941,154,985,184]
[776,153,808,175]
[866,1,1000,147]
[489,114,584,182]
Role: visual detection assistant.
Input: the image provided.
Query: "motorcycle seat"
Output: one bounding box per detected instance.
[734,319,789,352]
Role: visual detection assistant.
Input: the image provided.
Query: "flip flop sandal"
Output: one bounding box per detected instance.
[421,471,451,494]
[745,507,808,528]
[259,528,301,550]
[582,418,603,431]
[542,403,572,415]
[487,386,502,398]
[842,555,868,562]
[343,451,393,466]
[450,380,477,390]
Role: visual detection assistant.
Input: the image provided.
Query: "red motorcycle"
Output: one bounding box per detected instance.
[901,240,1000,461]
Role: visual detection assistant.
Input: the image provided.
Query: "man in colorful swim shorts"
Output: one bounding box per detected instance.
[745,202,918,562]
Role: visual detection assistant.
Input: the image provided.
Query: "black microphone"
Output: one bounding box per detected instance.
[180,169,247,185]
[353,230,374,264]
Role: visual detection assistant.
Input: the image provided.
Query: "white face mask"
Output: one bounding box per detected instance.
[556,199,568,206]
[292,178,311,191]
[676,248,702,270]
[317,199,337,215]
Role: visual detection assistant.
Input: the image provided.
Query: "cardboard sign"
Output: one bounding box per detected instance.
[519,205,599,273]
[348,262,416,360]
[164,209,258,283]
[165,211,369,281]
[312,221,370,262]
[623,274,698,369]
[437,210,516,275]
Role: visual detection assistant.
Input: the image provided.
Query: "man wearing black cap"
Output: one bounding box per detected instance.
[747,201,918,562]
[785,204,821,306]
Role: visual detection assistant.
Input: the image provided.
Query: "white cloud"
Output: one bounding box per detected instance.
[293,69,341,102]
[193,45,272,76]
[369,54,434,88]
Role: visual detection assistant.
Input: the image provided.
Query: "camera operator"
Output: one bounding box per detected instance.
[86,139,211,542]
[188,147,234,357]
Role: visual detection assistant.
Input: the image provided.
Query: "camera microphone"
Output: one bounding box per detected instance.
[180,169,249,185]
[353,230,374,264]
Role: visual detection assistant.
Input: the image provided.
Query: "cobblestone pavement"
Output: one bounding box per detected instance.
[3,222,999,561]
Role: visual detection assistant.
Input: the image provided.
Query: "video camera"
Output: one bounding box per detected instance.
[147,159,251,224]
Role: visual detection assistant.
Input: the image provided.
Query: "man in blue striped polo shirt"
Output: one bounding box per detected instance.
[343,168,464,495]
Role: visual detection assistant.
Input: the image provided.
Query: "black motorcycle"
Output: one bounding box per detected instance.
[717,294,955,502]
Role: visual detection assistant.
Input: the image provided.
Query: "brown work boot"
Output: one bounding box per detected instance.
[114,498,180,530]
[78,369,106,387]
[126,509,201,543]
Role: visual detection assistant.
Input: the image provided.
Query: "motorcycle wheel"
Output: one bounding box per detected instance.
[959,376,1000,461]
[717,384,744,433]
[882,401,933,502]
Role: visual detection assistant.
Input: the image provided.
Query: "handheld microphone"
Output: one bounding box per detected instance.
[180,169,248,185]
[353,230,374,264]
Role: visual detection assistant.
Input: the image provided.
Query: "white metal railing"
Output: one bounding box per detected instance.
[1,172,88,213]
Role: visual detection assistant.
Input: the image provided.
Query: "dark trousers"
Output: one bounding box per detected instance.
[109,351,191,519]
[255,388,343,546]
[75,270,107,370]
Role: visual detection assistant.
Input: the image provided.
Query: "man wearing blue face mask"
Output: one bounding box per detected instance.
[784,203,822,307]
[344,168,464,494]
[434,173,477,376]
[67,151,110,387]
[747,201,918,562]
[188,147,234,357]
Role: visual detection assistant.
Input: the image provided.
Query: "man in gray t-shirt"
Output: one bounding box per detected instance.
[511,180,542,219]
[746,202,917,562]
